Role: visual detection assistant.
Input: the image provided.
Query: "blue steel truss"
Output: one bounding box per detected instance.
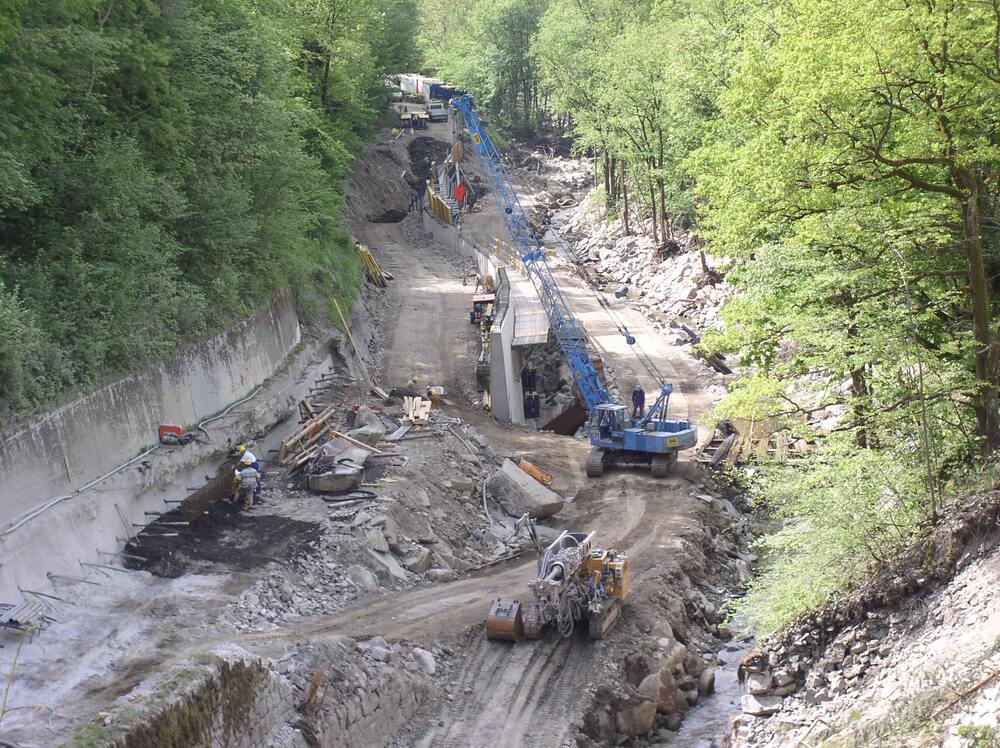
[451,94,612,411]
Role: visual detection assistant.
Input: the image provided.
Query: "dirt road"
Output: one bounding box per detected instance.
[338,124,715,747]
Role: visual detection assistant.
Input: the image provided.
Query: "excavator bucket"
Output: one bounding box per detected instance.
[486,598,524,641]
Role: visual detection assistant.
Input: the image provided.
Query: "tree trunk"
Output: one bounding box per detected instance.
[961,178,1000,452]
[621,160,630,236]
[648,161,658,245]
[603,155,611,205]
[657,126,668,243]
[321,55,331,107]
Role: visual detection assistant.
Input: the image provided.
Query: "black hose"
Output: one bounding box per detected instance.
[321,490,377,504]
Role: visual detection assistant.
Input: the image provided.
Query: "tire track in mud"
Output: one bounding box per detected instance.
[418,632,594,748]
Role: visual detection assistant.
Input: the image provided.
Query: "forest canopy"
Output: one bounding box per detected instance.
[0,0,417,423]
[421,0,1000,630]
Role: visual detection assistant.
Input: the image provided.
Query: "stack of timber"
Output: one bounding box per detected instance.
[356,242,392,287]
[278,404,337,473]
[402,397,432,426]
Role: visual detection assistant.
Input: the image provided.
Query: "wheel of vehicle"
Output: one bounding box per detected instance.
[585,448,605,478]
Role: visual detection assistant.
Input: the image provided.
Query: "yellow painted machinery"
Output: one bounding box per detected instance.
[486,530,629,641]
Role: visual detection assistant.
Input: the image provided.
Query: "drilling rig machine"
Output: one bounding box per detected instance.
[486,518,629,641]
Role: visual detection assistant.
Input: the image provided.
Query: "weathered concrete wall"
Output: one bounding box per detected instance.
[0,290,300,526]
[0,290,308,599]
[490,270,525,424]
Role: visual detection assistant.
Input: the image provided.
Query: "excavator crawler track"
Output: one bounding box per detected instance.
[585,448,606,478]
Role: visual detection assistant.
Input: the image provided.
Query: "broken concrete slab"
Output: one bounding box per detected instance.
[486,459,564,519]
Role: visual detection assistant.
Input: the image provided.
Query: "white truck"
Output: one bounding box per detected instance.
[426,101,448,122]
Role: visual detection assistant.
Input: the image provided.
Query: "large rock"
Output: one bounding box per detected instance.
[365,529,390,553]
[347,564,378,591]
[486,459,564,519]
[348,422,386,446]
[639,671,679,713]
[306,465,362,493]
[616,700,657,737]
[697,668,716,697]
[367,548,410,582]
[412,647,436,675]
[746,672,773,695]
[389,504,438,544]
[741,694,782,716]
[401,546,433,574]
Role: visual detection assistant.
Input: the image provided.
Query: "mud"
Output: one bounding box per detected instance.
[125,462,323,578]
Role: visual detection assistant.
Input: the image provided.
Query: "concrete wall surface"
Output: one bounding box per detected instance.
[490,269,525,424]
[0,290,300,529]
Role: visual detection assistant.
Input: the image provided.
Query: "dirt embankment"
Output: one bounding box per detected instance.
[730,492,1000,747]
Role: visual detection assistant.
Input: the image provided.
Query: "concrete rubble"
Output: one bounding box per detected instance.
[486,458,565,519]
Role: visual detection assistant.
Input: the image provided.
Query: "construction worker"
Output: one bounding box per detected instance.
[235,456,260,509]
[233,444,259,471]
[631,383,646,421]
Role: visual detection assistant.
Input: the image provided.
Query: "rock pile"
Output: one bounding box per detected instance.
[728,492,1000,746]
[561,194,729,335]
[577,484,759,746]
[226,407,565,633]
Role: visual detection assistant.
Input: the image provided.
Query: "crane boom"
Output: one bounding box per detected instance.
[451,95,611,411]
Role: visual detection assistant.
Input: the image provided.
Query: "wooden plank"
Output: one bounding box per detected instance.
[329,429,383,454]
[333,297,384,391]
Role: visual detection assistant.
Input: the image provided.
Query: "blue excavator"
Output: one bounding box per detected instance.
[451,94,697,478]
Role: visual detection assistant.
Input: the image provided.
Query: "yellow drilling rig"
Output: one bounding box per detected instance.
[486,528,629,641]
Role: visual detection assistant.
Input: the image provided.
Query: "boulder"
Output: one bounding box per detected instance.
[639,671,679,713]
[366,548,410,582]
[306,466,361,493]
[412,647,436,675]
[347,564,378,592]
[365,529,390,553]
[746,672,773,695]
[697,668,716,697]
[402,547,433,574]
[347,422,386,447]
[616,700,657,737]
[741,694,782,716]
[389,504,438,544]
[487,459,564,519]
[353,405,382,428]
[427,568,456,583]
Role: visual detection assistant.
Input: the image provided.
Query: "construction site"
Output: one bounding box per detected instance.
[0,98,756,748]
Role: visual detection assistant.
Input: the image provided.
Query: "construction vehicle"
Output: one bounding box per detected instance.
[486,523,629,641]
[451,94,697,478]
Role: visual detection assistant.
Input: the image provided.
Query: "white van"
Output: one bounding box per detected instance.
[426,101,448,122]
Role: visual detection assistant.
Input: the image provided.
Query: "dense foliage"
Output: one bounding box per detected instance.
[0,0,417,422]
[422,0,1000,631]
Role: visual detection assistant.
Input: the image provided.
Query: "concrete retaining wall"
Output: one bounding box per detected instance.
[0,291,309,599]
[490,270,524,424]
[421,210,525,423]
[0,290,300,525]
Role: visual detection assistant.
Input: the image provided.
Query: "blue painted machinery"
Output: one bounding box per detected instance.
[451,94,696,477]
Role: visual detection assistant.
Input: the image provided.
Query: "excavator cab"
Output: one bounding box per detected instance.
[589,404,627,447]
